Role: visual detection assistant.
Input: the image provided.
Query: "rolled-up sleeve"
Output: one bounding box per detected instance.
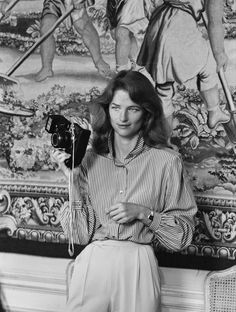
[149,155,197,251]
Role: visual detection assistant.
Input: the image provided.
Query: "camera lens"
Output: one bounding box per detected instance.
[51,131,71,148]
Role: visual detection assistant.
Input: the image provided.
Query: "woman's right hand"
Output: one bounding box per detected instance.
[50,149,71,178]
[50,116,90,178]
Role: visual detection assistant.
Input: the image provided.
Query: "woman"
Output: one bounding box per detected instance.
[52,70,197,312]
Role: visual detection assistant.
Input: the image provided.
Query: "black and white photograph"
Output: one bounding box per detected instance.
[0,0,236,311]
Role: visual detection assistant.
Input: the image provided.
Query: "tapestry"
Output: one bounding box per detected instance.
[0,0,236,266]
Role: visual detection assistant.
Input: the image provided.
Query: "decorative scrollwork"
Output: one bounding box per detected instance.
[0,215,17,236]
[203,209,236,242]
[10,196,66,227]
[0,189,11,214]
[0,183,68,242]
[0,189,17,235]
[1,183,236,261]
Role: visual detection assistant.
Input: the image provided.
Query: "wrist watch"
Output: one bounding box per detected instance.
[147,210,154,223]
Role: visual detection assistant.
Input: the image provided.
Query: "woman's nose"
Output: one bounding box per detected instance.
[119,109,128,121]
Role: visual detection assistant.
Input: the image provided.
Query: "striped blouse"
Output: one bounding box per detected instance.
[60,135,197,253]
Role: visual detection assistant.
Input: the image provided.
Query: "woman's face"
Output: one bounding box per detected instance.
[109,89,144,140]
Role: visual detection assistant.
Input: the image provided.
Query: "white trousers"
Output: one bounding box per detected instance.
[67,240,161,312]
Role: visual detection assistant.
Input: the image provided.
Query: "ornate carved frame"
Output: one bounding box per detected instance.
[0,182,68,244]
[184,194,236,260]
[1,182,236,267]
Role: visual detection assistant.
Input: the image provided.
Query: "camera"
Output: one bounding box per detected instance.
[45,114,91,169]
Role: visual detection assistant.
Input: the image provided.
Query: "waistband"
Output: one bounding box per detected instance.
[92,239,152,249]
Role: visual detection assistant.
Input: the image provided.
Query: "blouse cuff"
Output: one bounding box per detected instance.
[148,212,162,233]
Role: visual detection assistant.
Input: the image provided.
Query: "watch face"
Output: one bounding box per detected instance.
[148,211,154,221]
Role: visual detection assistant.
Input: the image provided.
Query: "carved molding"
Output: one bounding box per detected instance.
[0,183,69,243]
[182,194,236,259]
[0,189,11,213]
[0,181,68,196]
[181,243,236,260]
[12,227,67,244]
[195,194,236,209]
[0,189,17,235]
[0,215,17,236]
[1,184,236,260]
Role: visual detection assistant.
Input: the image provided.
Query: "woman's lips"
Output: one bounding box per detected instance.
[117,124,130,128]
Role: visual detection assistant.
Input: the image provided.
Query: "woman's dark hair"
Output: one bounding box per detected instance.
[92,70,168,154]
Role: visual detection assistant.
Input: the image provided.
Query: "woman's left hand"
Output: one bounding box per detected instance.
[70,117,92,131]
[107,202,147,224]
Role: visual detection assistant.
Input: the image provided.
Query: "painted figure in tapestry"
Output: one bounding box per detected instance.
[0,0,112,81]
[137,0,230,137]
[106,0,159,72]
[35,0,112,81]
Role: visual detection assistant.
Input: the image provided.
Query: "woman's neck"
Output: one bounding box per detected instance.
[113,135,139,161]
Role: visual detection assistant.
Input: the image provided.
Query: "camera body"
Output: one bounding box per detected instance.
[45,114,91,168]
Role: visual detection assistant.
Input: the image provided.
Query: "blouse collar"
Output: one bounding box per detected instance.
[107,131,147,164]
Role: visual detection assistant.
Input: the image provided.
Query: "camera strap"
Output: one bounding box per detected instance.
[68,122,76,257]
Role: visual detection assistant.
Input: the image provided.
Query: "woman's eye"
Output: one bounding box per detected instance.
[111,105,120,110]
[129,107,140,112]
